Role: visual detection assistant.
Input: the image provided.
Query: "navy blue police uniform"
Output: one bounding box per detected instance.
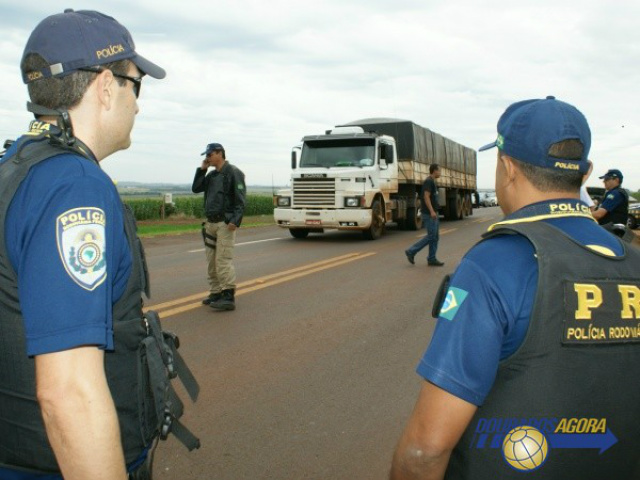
[419,199,640,478]
[0,125,199,478]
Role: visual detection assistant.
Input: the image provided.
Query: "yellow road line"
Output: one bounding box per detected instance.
[145,252,376,318]
[472,217,497,224]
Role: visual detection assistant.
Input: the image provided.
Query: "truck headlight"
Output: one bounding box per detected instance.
[276,196,291,207]
[344,197,361,208]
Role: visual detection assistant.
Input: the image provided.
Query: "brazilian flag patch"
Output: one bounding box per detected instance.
[440,287,469,321]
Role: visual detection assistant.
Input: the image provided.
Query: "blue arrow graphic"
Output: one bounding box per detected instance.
[548,429,618,454]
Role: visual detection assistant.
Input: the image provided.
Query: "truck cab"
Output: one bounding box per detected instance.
[274,126,398,239]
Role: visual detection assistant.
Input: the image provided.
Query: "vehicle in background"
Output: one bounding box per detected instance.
[478,191,498,207]
[628,203,640,229]
[273,118,477,240]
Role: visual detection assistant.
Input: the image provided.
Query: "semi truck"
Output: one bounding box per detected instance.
[273,118,477,240]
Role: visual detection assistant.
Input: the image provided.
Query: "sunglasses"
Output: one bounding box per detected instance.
[79,67,142,98]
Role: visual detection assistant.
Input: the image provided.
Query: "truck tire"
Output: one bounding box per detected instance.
[628,215,638,230]
[405,206,422,231]
[446,190,462,220]
[289,228,310,239]
[456,194,464,220]
[464,193,473,216]
[363,199,385,240]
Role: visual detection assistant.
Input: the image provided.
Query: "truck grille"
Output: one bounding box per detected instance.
[293,178,336,207]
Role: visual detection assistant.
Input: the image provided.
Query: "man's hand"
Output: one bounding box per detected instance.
[390,381,477,480]
[227,223,238,231]
[36,346,127,480]
[430,210,437,220]
[201,159,210,171]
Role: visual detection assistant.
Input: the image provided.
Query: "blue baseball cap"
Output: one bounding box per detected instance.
[599,169,623,182]
[479,96,591,174]
[201,143,224,155]
[21,9,165,83]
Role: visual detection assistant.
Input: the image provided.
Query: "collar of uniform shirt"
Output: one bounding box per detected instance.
[487,198,596,231]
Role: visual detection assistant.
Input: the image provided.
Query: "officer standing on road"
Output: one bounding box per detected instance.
[192,143,246,311]
[390,96,640,479]
[405,164,444,266]
[592,168,628,225]
[0,9,199,480]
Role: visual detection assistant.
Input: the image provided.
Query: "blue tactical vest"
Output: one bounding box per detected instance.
[443,221,640,479]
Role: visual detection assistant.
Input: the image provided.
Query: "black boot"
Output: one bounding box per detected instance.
[210,289,235,311]
[202,292,222,305]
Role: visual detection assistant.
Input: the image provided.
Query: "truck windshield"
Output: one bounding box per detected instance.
[300,139,375,168]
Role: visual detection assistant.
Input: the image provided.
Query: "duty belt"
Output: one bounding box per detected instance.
[207,214,225,223]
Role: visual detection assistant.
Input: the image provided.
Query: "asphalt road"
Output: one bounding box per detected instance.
[144,207,504,479]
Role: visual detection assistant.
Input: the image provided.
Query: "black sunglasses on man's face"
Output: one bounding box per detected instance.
[79,67,142,98]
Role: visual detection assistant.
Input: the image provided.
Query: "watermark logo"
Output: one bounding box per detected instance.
[472,417,617,472]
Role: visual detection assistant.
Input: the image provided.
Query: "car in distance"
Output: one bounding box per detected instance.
[628,203,640,229]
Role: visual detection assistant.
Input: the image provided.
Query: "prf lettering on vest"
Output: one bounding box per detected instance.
[574,284,603,320]
[574,283,640,320]
[565,281,640,344]
[618,285,640,319]
[96,44,125,59]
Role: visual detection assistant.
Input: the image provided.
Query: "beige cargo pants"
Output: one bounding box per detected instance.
[204,220,236,293]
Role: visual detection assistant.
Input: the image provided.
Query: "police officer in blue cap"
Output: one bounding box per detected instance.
[390,97,640,479]
[593,168,629,226]
[0,9,199,480]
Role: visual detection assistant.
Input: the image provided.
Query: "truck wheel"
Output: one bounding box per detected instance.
[405,206,422,230]
[464,193,473,216]
[628,215,638,230]
[446,191,461,220]
[363,200,384,240]
[289,228,310,239]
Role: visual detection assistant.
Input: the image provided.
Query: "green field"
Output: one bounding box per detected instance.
[136,214,274,237]
[122,193,275,221]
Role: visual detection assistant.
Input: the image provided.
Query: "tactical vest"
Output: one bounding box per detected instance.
[599,187,629,225]
[0,135,200,474]
[442,221,640,479]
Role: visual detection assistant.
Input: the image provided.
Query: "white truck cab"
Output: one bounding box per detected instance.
[274,126,399,239]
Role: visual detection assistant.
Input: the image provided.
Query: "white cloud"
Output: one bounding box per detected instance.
[1,0,638,190]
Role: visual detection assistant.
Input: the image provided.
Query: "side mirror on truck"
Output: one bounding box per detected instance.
[291,150,297,170]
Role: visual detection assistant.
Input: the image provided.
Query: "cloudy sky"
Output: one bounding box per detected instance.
[1,0,638,190]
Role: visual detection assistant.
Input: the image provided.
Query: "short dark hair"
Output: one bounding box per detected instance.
[22,54,130,111]
[429,164,439,174]
[509,140,583,192]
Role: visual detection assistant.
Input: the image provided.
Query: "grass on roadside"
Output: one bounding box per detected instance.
[137,215,275,237]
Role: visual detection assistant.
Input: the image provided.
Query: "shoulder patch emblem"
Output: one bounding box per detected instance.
[56,207,107,291]
[440,287,469,321]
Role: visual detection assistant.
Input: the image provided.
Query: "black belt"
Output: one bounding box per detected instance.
[207,214,225,223]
